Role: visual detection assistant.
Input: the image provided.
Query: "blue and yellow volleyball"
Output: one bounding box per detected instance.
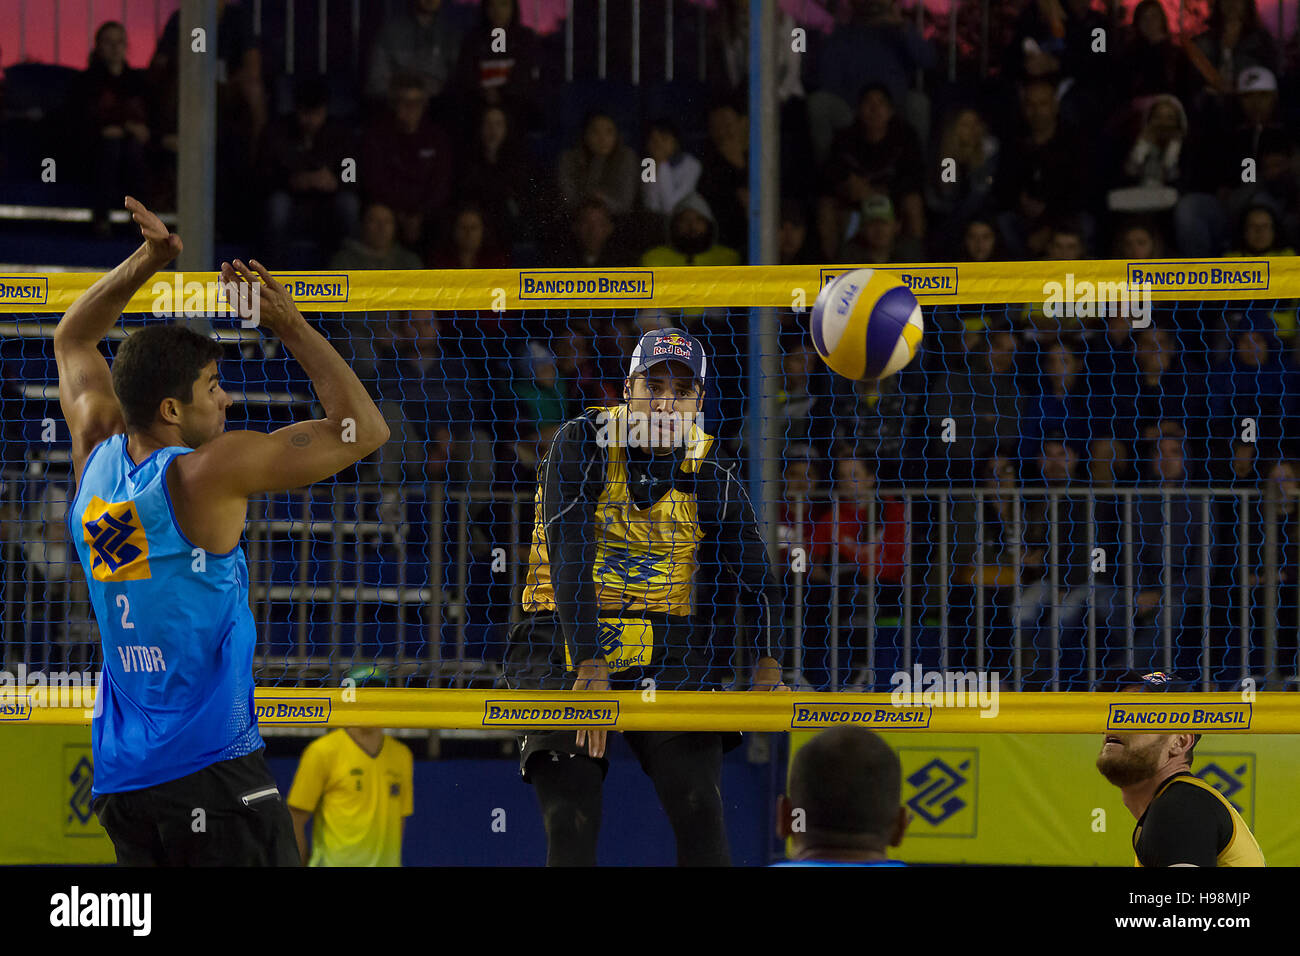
[810,269,924,381]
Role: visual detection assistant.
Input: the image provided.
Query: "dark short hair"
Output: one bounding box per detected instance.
[647,116,680,142]
[857,82,892,106]
[788,727,901,846]
[111,324,224,432]
[390,71,427,98]
[294,75,330,111]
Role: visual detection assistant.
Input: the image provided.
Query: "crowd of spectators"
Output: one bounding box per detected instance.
[5,0,1300,687]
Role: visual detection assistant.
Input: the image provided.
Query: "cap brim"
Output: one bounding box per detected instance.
[632,355,704,384]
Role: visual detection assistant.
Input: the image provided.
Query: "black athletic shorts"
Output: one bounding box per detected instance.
[91,748,299,866]
[503,612,742,781]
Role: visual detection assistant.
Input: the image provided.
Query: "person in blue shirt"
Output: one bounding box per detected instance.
[775,727,910,866]
[56,196,389,865]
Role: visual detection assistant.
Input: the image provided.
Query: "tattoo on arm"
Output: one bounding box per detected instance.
[291,432,312,447]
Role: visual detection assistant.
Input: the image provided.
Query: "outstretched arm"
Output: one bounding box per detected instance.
[54,196,181,483]
[176,259,389,499]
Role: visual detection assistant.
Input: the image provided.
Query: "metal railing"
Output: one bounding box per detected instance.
[6,0,1297,90]
[785,486,1298,693]
[5,480,1299,691]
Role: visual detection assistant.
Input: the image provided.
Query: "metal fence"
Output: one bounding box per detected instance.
[8,475,1296,691]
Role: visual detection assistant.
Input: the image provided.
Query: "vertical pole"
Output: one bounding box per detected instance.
[1050,492,1060,691]
[326,488,339,660]
[456,494,469,686]
[976,491,985,672]
[939,494,948,671]
[699,1,707,82]
[914,0,923,90]
[353,503,363,667]
[509,496,521,628]
[979,0,989,77]
[598,0,607,80]
[1239,491,1250,685]
[830,494,841,691]
[665,0,674,82]
[1124,492,1134,672]
[1012,492,1022,690]
[254,0,263,37]
[867,494,877,684]
[903,494,913,672]
[565,0,574,82]
[353,0,361,79]
[948,0,958,82]
[1087,492,1096,687]
[287,0,296,75]
[632,0,640,85]
[1162,491,1173,674]
[793,498,804,685]
[1202,494,1211,691]
[319,0,328,73]
[251,497,265,652]
[396,499,408,662]
[1264,479,1278,684]
[177,0,217,272]
[430,483,444,669]
[748,0,781,603]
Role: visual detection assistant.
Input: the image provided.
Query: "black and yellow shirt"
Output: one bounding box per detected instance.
[520,404,779,669]
[287,730,414,867]
[1133,771,1265,867]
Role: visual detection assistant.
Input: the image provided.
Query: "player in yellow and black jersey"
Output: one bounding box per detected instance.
[502,327,787,866]
[1096,730,1265,867]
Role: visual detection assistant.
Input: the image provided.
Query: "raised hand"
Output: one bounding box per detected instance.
[218,258,304,337]
[125,195,182,262]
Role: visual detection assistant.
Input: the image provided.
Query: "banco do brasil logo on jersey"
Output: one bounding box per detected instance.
[80,496,152,582]
[1195,754,1256,827]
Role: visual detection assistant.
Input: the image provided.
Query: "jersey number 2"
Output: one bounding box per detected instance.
[116,594,135,630]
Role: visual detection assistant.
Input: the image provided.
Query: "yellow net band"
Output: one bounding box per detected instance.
[0,257,1293,313]
[5,688,1297,732]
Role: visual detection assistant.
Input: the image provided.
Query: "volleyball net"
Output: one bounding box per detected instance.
[4,258,1300,732]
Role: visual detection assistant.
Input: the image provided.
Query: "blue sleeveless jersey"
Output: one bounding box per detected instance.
[67,433,262,795]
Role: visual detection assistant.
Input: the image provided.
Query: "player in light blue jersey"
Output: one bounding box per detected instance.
[56,197,390,865]
[774,727,910,866]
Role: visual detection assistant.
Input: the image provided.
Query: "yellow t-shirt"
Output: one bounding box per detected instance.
[287,730,414,867]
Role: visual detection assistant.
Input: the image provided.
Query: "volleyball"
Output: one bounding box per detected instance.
[810,268,924,381]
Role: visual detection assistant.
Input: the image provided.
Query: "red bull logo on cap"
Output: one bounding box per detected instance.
[652,333,692,358]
